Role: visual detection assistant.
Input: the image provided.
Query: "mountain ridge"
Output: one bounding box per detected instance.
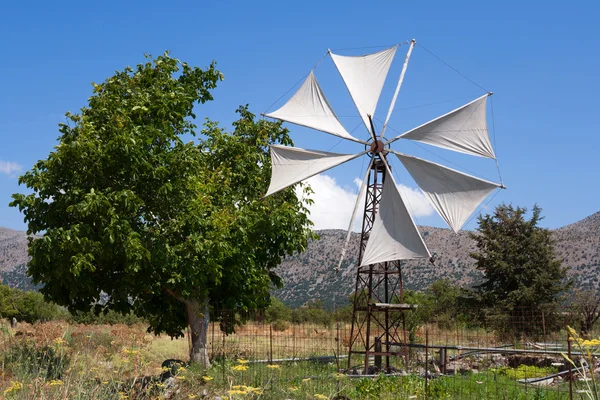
[1,212,599,305]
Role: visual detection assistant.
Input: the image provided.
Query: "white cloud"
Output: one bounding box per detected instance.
[0,161,23,176]
[297,174,434,232]
[396,184,436,220]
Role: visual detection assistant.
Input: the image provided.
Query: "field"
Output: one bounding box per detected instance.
[0,318,594,399]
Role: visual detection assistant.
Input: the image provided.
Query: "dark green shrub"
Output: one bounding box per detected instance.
[3,341,70,380]
[271,319,290,332]
[0,284,69,323]
[70,309,146,325]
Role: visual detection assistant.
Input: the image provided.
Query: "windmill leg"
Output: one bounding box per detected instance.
[384,261,390,372]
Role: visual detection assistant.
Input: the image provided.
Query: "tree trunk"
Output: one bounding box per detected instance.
[186,297,211,368]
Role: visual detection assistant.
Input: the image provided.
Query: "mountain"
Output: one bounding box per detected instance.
[273,227,481,308]
[0,212,599,304]
[273,212,600,308]
[553,212,600,289]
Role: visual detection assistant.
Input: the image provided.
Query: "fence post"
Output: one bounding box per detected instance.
[336,321,341,371]
[439,347,447,374]
[269,324,273,363]
[425,329,429,399]
[542,311,547,339]
[211,317,215,360]
[222,311,226,383]
[375,337,382,371]
[293,324,296,360]
[568,335,573,400]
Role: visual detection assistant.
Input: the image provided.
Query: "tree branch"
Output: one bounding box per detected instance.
[164,287,188,305]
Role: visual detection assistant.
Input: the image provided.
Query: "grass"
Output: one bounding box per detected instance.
[0,319,587,399]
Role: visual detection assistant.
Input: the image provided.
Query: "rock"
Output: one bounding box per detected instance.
[163,377,180,399]
[164,377,177,389]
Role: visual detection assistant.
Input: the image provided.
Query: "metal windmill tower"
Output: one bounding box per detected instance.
[262,39,504,374]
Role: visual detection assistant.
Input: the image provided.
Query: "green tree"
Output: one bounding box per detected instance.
[570,289,600,335]
[10,52,314,367]
[470,204,570,337]
[265,298,291,323]
[427,279,465,329]
[0,284,69,322]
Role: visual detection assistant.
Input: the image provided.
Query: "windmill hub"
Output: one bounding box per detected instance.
[369,139,386,155]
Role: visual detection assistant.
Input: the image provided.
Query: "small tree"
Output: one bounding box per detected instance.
[265,298,291,323]
[571,289,600,336]
[10,53,315,367]
[470,204,570,337]
[427,279,465,329]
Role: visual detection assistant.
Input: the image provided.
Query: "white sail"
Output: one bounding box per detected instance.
[395,152,502,233]
[330,46,397,134]
[391,94,496,159]
[265,145,366,197]
[264,72,362,143]
[336,157,374,271]
[360,173,431,266]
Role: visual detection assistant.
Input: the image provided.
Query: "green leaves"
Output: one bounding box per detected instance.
[10,53,313,341]
[470,203,570,337]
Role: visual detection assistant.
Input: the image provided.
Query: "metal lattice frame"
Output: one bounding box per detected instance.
[347,155,411,373]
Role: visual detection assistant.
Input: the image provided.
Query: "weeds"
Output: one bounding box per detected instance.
[0,319,588,399]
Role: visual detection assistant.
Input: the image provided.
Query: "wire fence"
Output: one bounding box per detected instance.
[202,306,597,399]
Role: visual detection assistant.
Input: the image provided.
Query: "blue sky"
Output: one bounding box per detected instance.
[1,0,598,232]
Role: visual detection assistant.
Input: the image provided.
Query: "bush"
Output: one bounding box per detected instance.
[70,309,146,325]
[291,301,332,328]
[497,365,557,380]
[271,319,290,332]
[265,298,291,323]
[0,284,69,323]
[3,340,70,380]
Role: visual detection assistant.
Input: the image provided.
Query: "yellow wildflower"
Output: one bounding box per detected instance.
[302,377,311,383]
[54,338,67,345]
[267,364,280,369]
[231,365,248,371]
[48,380,64,386]
[332,372,346,379]
[4,381,23,394]
[237,358,249,364]
[314,394,328,400]
[189,395,197,399]
[227,389,247,395]
[289,386,299,391]
[202,375,214,381]
[176,375,186,380]
[178,365,186,372]
[102,381,109,385]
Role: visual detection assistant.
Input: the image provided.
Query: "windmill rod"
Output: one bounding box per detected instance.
[381,39,416,139]
[368,115,377,142]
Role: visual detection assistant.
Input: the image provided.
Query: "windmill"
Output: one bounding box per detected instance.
[262,39,505,374]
